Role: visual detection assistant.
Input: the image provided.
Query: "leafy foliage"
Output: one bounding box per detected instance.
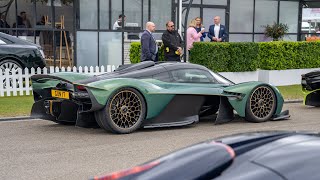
[129,42,141,64]
[258,41,320,70]
[263,22,289,41]
[189,41,320,72]
[130,41,320,72]
[189,42,258,72]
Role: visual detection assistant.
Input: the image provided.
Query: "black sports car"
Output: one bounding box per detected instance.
[93,131,320,180]
[0,32,46,72]
[301,70,320,106]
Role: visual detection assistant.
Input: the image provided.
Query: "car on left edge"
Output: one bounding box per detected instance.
[0,32,46,73]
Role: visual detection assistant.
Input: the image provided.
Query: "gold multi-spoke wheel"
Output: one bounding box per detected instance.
[245,86,276,123]
[109,90,143,129]
[95,88,146,134]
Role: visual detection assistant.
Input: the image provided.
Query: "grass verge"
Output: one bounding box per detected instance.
[276,85,303,100]
[0,95,33,118]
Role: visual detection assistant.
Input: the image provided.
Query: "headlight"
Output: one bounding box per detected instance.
[37,47,45,59]
[39,49,45,59]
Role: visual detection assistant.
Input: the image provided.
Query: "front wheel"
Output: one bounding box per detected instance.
[0,59,23,88]
[245,85,276,123]
[95,87,146,134]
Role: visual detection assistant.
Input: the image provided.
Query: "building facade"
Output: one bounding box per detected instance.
[0,0,319,67]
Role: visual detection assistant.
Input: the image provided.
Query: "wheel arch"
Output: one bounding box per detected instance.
[226,83,283,117]
[0,56,25,69]
[87,78,175,119]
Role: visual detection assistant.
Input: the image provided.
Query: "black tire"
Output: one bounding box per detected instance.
[95,87,146,134]
[245,85,276,123]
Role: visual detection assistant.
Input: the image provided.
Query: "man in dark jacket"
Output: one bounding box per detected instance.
[141,22,158,62]
[162,21,183,61]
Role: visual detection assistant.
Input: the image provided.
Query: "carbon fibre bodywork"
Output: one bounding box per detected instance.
[31,62,288,132]
[302,70,320,107]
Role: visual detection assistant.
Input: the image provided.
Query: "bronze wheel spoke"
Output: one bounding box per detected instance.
[249,86,275,120]
[109,90,143,129]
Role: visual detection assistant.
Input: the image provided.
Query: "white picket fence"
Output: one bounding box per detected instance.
[0,65,117,97]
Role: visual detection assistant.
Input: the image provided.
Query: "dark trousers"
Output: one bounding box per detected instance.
[155,53,159,62]
[141,53,158,62]
[165,55,180,62]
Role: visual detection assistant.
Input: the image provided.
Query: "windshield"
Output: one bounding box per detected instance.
[209,70,235,85]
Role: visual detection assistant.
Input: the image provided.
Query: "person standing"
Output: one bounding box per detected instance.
[187,20,204,53]
[140,22,158,62]
[162,21,183,62]
[208,16,228,42]
[113,14,126,30]
[20,11,32,28]
[0,14,10,34]
[195,17,206,42]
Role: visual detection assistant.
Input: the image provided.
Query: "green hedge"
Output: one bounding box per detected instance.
[258,42,320,70]
[130,41,320,72]
[189,42,259,72]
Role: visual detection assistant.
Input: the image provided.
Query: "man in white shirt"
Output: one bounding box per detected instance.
[113,14,126,30]
[207,16,228,42]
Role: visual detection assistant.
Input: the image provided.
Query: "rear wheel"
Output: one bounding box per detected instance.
[95,87,146,134]
[245,85,276,123]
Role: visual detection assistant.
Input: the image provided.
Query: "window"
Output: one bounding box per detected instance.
[254,0,278,33]
[80,0,98,29]
[153,72,171,82]
[151,0,172,30]
[170,69,215,83]
[0,39,6,44]
[230,0,253,33]
[0,37,13,44]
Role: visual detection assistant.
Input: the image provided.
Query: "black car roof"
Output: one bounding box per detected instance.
[0,32,40,47]
[216,131,320,180]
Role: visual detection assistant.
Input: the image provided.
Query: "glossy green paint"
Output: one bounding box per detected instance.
[50,72,94,82]
[87,78,236,119]
[32,81,59,94]
[86,78,175,119]
[31,72,94,94]
[224,81,284,117]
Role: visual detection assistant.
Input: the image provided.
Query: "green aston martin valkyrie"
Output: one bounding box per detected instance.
[31,61,289,134]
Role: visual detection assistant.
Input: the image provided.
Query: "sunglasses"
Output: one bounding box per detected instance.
[169,25,175,27]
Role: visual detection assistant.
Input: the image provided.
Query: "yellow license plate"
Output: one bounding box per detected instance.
[51,90,70,99]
